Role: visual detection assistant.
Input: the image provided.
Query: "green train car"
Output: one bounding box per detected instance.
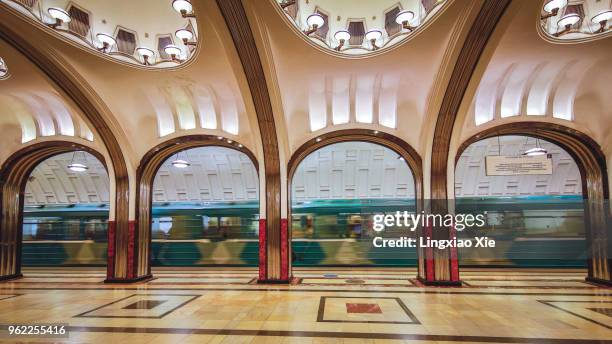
[22,196,587,267]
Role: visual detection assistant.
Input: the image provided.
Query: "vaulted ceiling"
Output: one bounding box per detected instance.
[1,0,611,193]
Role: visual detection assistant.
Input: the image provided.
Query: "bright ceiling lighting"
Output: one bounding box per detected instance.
[557,13,580,27]
[395,10,416,30]
[365,29,382,42]
[96,33,116,52]
[164,45,182,59]
[171,159,190,168]
[306,13,325,29]
[172,0,195,17]
[592,10,612,24]
[136,47,155,65]
[176,29,194,41]
[543,0,567,14]
[67,163,88,172]
[522,147,548,156]
[334,30,351,42]
[48,7,71,24]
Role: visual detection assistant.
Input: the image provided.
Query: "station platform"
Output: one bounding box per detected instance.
[0,267,610,343]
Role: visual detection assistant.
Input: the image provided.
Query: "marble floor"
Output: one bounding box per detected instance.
[0,267,610,343]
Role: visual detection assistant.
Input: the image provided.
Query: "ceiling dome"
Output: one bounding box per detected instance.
[274,0,450,57]
[1,0,200,69]
[539,0,612,43]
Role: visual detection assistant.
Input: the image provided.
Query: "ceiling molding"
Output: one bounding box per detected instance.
[216,0,282,280]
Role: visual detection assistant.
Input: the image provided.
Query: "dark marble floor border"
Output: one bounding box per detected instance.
[538,300,612,330]
[63,325,612,343]
[74,294,200,319]
[317,296,420,324]
[0,294,21,301]
[3,287,611,297]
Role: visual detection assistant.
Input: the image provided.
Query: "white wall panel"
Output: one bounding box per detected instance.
[292,142,416,200]
[455,135,582,197]
[24,147,259,205]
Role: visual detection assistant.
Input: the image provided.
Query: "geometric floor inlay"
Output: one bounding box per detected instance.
[74,294,199,319]
[318,296,420,324]
[538,300,612,330]
[587,308,612,318]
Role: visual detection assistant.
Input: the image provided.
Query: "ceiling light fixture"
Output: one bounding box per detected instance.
[315,137,322,142]
[172,0,196,18]
[217,136,224,140]
[280,0,296,9]
[334,30,351,51]
[136,47,155,65]
[67,151,88,172]
[523,138,548,157]
[523,147,548,156]
[304,13,325,36]
[397,156,405,161]
[164,45,182,61]
[554,13,581,37]
[171,151,191,168]
[47,7,71,28]
[591,10,612,33]
[171,159,190,168]
[96,33,116,53]
[0,58,7,78]
[541,0,568,20]
[365,29,383,50]
[395,10,416,31]
[175,29,197,46]
[67,163,88,172]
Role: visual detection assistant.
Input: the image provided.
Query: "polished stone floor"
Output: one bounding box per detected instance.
[0,267,610,343]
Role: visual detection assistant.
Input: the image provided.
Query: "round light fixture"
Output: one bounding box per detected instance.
[592,10,612,26]
[522,147,548,156]
[175,29,194,43]
[0,58,7,78]
[395,10,416,29]
[365,29,383,42]
[96,33,116,52]
[543,0,568,14]
[172,0,194,16]
[171,159,190,168]
[67,163,88,172]
[164,45,182,59]
[397,156,405,161]
[334,30,350,50]
[557,13,580,27]
[334,30,351,42]
[306,13,325,29]
[137,47,155,57]
[48,7,71,23]
[136,47,155,65]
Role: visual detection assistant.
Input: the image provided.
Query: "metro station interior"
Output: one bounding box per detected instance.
[0,0,611,343]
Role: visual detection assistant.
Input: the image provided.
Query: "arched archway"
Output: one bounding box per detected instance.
[456,122,610,285]
[136,135,259,278]
[0,141,108,280]
[287,129,423,279]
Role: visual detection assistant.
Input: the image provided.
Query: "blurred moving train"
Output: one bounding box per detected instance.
[22,195,587,267]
